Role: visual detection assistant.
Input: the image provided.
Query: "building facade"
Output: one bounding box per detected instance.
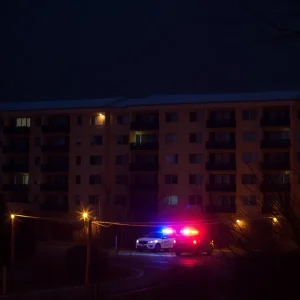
[0,91,300,224]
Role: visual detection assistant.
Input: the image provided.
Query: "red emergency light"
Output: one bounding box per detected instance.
[180,227,199,236]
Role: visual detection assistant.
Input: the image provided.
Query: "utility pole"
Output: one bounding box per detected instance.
[10,215,15,268]
[85,219,92,287]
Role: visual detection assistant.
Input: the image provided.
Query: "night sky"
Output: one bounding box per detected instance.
[2,0,300,102]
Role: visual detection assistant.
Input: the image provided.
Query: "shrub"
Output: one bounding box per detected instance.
[65,245,109,284]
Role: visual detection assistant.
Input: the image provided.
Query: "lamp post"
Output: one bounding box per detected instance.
[10,214,15,268]
[82,212,92,287]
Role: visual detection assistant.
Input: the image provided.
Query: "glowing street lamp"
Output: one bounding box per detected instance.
[82,212,88,221]
[236,219,241,224]
[273,217,278,223]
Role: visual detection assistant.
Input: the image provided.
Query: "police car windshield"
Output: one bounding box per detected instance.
[144,232,162,238]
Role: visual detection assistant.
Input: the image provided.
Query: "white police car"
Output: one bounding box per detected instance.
[136,229,176,253]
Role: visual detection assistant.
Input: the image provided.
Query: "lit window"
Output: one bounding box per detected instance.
[163,196,178,205]
[16,118,31,127]
[14,174,29,185]
[90,114,105,126]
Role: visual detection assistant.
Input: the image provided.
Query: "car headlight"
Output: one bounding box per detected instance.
[136,240,139,243]
[148,241,154,243]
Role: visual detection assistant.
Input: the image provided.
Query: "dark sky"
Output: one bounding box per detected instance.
[2,0,300,102]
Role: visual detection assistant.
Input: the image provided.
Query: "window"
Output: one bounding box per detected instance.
[241,195,257,205]
[189,133,202,144]
[90,114,105,126]
[34,157,40,166]
[214,132,233,142]
[90,155,103,165]
[163,196,178,205]
[77,116,82,126]
[211,111,233,120]
[35,117,41,126]
[188,195,202,205]
[35,137,41,147]
[165,112,179,122]
[16,117,31,127]
[189,154,203,164]
[116,135,129,145]
[266,131,290,140]
[76,156,81,165]
[189,111,203,122]
[165,134,178,144]
[189,174,203,185]
[214,153,232,163]
[115,195,127,206]
[14,174,29,185]
[117,114,129,125]
[75,175,81,184]
[241,174,256,184]
[116,154,129,165]
[214,174,232,184]
[165,154,178,164]
[88,195,100,205]
[242,132,257,142]
[242,110,258,121]
[267,173,289,184]
[76,138,82,145]
[91,135,103,145]
[242,153,257,163]
[89,175,101,185]
[75,195,81,205]
[209,195,235,207]
[116,175,128,184]
[164,175,178,184]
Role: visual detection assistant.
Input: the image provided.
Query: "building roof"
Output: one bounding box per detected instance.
[0,90,300,112]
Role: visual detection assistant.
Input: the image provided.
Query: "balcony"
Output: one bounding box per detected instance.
[130,142,159,151]
[261,161,290,170]
[131,182,158,190]
[206,119,236,128]
[2,184,29,192]
[260,139,290,149]
[2,145,29,153]
[42,124,70,134]
[260,117,290,127]
[260,182,290,193]
[41,144,69,152]
[130,120,159,131]
[41,164,69,172]
[205,204,236,213]
[3,126,30,134]
[205,183,236,192]
[206,140,236,150]
[40,183,69,191]
[205,161,236,171]
[130,162,159,171]
[8,196,30,204]
[2,164,29,172]
[40,200,68,212]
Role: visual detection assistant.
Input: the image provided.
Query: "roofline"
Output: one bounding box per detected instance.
[0,90,299,112]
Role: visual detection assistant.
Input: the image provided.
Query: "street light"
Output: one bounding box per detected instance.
[10,214,15,268]
[273,217,278,223]
[82,212,88,221]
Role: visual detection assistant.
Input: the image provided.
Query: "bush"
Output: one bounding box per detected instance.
[65,245,109,284]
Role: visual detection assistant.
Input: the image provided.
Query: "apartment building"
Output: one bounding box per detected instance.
[0,91,300,223]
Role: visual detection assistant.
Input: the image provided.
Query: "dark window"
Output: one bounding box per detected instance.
[88,195,100,205]
[189,174,203,185]
[90,155,103,165]
[241,174,256,184]
[91,135,103,145]
[77,116,82,125]
[76,175,81,184]
[116,175,128,184]
[75,195,81,205]
[116,135,129,145]
[165,113,179,122]
[116,155,128,165]
[115,195,127,206]
[164,174,178,184]
[76,156,81,165]
[242,110,257,121]
[188,195,202,205]
[189,111,202,122]
[34,157,40,166]
[35,137,41,147]
[89,175,101,185]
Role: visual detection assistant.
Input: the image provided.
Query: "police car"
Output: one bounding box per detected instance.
[173,227,214,256]
[136,228,176,252]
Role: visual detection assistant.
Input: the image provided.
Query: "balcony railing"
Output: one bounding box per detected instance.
[131,182,158,190]
[40,200,68,212]
[260,139,290,149]
[260,182,290,193]
[2,184,29,191]
[205,183,236,192]
[2,164,29,172]
[260,117,290,127]
[40,183,69,191]
[206,119,236,128]
[206,141,236,150]
[205,204,236,213]
[41,144,69,152]
[130,162,159,171]
[205,161,236,171]
[41,164,69,172]
[261,161,290,170]
[130,120,159,131]
[42,124,70,134]
[3,126,30,134]
[2,145,30,153]
[130,142,159,151]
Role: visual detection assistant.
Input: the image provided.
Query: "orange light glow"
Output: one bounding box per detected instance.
[181,227,199,236]
[11,214,15,219]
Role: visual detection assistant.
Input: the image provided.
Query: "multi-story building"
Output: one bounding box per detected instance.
[0,91,300,225]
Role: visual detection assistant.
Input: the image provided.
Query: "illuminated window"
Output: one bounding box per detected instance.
[90,114,105,126]
[14,174,29,185]
[163,196,178,205]
[16,118,31,127]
